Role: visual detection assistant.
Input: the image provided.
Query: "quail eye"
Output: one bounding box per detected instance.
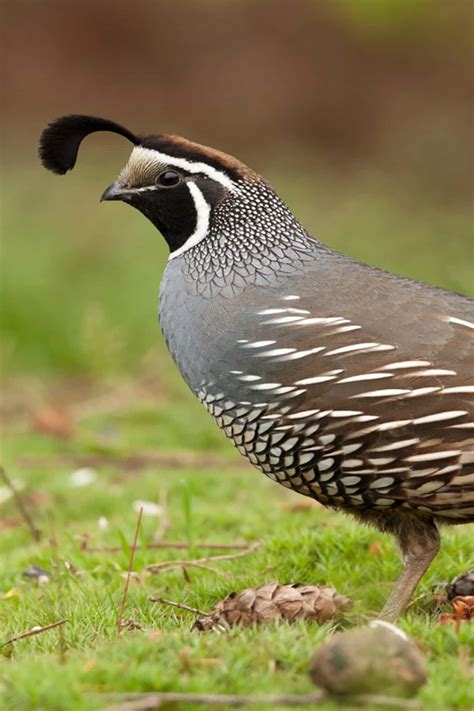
[156,170,181,187]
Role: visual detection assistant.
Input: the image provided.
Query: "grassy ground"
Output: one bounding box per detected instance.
[1,165,473,710]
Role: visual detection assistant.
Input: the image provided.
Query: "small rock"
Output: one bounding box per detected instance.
[445,570,474,600]
[34,406,74,439]
[98,516,109,531]
[23,566,51,584]
[309,620,427,697]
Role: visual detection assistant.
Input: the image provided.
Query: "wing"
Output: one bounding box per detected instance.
[200,254,474,521]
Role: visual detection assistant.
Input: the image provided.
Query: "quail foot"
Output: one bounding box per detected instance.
[39,115,474,621]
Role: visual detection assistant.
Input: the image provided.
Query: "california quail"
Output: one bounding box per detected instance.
[39,115,474,621]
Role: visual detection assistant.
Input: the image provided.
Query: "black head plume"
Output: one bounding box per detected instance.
[39,115,139,175]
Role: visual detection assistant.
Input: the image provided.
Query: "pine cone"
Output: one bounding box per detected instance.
[193,581,352,632]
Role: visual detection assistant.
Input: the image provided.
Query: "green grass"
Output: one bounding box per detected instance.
[1,395,473,711]
[1,166,473,710]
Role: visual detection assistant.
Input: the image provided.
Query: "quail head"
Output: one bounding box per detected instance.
[39,115,474,621]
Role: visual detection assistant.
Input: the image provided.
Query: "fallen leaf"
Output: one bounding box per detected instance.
[0,588,21,600]
[80,683,109,693]
[34,406,74,439]
[368,542,382,557]
[83,659,96,673]
[193,581,352,632]
[281,499,321,511]
[452,595,474,619]
[147,629,162,642]
[438,595,474,627]
[0,516,22,531]
[196,657,222,667]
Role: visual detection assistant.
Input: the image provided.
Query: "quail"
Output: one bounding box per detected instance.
[39,115,474,621]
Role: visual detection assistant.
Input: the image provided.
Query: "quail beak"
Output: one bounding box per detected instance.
[100,181,125,202]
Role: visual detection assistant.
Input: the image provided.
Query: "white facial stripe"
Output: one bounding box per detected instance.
[127,184,158,193]
[131,146,238,192]
[169,182,210,260]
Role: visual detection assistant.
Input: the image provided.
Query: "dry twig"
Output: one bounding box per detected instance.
[2,619,68,647]
[82,540,251,553]
[0,465,41,541]
[102,691,421,710]
[188,562,230,576]
[150,596,207,616]
[145,541,261,574]
[117,507,143,634]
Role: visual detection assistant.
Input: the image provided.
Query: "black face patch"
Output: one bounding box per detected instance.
[125,182,197,253]
[121,176,227,254]
[194,176,226,208]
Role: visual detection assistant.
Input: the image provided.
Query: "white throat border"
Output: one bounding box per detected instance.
[169,182,211,260]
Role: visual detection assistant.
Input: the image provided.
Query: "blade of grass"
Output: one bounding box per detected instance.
[117,507,143,635]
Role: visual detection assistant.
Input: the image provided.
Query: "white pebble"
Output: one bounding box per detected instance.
[133,500,164,517]
[69,468,97,487]
[0,480,24,504]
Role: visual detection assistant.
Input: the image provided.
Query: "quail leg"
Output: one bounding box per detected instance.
[380,519,440,622]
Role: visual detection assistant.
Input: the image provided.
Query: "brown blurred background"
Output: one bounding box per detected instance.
[4,0,473,196]
[1,0,473,376]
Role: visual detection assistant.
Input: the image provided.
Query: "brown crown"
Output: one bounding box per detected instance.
[139,134,260,182]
